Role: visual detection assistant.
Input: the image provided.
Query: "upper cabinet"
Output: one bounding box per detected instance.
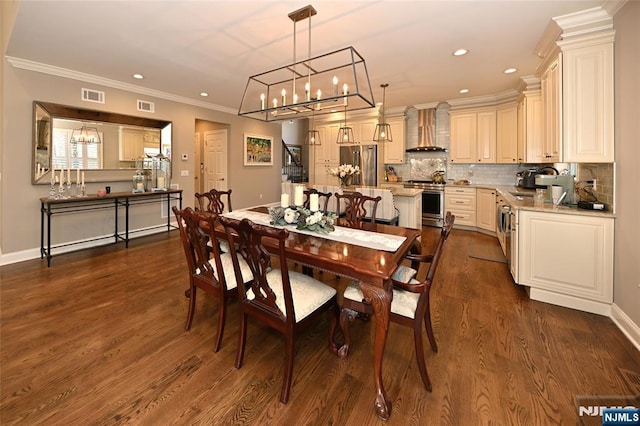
[449,108,496,163]
[382,116,406,164]
[540,56,562,162]
[496,103,518,163]
[559,32,614,162]
[517,88,544,163]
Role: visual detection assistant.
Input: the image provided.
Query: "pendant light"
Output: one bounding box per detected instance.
[336,106,355,144]
[373,83,393,143]
[70,123,102,144]
[306,111,321,145]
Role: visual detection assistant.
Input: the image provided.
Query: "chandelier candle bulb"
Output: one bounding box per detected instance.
[293,93,298,104]
[333,76,338,96]
[309,193,319,212]
[305,82,310,101]
[281,89,286,106]
[281,193,290,208]
[294,185,304,206]
[260,93,265,110]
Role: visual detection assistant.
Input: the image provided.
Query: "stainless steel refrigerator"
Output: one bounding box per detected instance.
[339,145,378,187]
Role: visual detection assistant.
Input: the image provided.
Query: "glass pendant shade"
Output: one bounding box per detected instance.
[372,83,392,142]
[336,107,355,144]
[306,129,321,145]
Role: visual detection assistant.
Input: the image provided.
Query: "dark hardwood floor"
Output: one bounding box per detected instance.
[1,228,638,425]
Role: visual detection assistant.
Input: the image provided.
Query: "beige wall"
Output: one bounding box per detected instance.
[613,1,640,327]
[0,64,281,260]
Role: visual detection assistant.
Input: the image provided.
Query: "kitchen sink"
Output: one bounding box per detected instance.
[509,191,534,198]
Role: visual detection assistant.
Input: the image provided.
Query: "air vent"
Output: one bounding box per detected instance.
[81,88,105,104]
[137,100,155,113]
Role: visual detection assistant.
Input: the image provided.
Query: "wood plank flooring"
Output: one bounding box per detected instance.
[1,228,638,425]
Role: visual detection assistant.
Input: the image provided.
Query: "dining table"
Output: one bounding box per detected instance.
[215,206,421,420]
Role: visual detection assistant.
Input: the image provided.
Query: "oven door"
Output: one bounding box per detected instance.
[421,190,444,227]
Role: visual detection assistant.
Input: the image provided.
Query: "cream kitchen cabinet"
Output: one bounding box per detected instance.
[559,32,614,163]
[354,119,377,145]
[496,104,518,163]
[476,188,496,233]
[445,186,476,227]
[540,56,562,163]
[518,209,614,315]
[311,125,340,186]
[449,109,496,164]
[382,116,406,164]
[119,128,144,161]
[517,90,544,163]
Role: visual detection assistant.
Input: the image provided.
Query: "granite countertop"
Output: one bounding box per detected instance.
[494,186,615,218]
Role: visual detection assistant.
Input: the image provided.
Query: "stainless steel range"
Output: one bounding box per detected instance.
[403,180,446,227]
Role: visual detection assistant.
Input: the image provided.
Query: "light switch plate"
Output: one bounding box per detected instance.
[180,170,189,177]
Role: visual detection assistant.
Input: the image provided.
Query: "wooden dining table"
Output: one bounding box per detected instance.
[213,206,421,420]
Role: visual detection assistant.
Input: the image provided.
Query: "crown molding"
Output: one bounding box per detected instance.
[553,6,613,40]
[445,89,519,110]
[6,56,237,115]
[517,75,541,92]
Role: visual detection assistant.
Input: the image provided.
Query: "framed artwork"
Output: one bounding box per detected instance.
[243,133,273,166]
[286,145,302,164]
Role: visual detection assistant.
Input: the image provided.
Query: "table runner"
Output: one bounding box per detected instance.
[222,209,406,252]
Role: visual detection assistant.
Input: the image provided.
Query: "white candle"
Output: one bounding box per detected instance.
[333,76,338,96]
[136,182,144,191]
[281,193,290,208]
[309,193,319,212]
[157,177,165,188]
[51,168,56,184]
[260,93,265,110]
[60,169,65,186]
[76,168,80,184]
[81,172,85,185]
[305,82,310,101]
[294,185,304,207]
[67,167,71,185]
[281,88,286,106]
[293,93,298,104]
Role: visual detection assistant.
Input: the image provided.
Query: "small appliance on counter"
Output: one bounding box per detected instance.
[534,174,575,205]
[517,167,559,189]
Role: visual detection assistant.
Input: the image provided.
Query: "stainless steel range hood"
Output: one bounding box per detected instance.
[406,108,447,152]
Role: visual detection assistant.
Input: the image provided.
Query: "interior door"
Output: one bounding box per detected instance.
[204,129,228,191]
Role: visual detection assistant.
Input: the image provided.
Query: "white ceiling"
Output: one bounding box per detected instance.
[7,0,604,112]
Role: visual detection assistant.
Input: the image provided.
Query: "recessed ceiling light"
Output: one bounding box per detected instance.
[459,88,470,94]
[453,49,468,56]
[504,68,517,74]
[133,73,144,79]
[200,92,209,97]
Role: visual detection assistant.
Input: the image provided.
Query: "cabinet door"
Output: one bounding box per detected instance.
[520,93,545,163]
[476,110,496,163]
[449,112,476,163]
[476,189,497,232]
[359,120,377,145]
[326,125,341,163]
[541,58,561,162]
[383,117,405,164]
[562,41,614,162]
[496,105,518,163]
[119,129,144,161]
[518,210,613,305]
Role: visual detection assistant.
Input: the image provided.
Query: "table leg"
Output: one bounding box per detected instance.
[359,279,393,420]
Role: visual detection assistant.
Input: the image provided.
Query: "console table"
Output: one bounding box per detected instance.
[40,189,183,266]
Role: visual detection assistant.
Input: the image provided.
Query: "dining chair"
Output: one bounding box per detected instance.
[339,211,455,391]
[195,189,233,214]
[303,188,333,212]
[195,189,233,253]
[219,216,339,404]
[335,191,382,229]
[172,206,252,352]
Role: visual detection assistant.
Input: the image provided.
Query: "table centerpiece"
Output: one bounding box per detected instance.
[268,206,338,234]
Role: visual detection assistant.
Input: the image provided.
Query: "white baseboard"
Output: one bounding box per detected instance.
[0,222,177,266]
[610,303,640,352]
[528,287,612,316]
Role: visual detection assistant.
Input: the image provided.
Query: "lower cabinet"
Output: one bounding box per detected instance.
[517,210,614,315]
[313,162,340,186]
[445,186,476,227]
[476,188,496,233]
[394,193,422,229]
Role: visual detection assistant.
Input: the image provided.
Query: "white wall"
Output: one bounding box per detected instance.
[613,1,640,331]
[0,64,281,261]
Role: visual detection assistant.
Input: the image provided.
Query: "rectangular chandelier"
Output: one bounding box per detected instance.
[238,5,375,122]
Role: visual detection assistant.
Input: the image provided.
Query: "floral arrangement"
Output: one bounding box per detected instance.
[328,164,360,179]
[268,206,338,234]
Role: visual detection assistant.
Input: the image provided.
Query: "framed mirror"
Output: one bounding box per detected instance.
[32,101,172,184]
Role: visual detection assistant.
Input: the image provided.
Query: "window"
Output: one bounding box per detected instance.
[52,128,103,170]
